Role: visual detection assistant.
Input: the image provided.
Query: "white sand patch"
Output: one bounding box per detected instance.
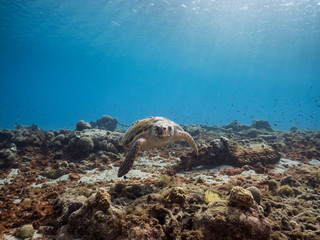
[0,169,19,189]
[3,235,18,240]
[78,165,152,183]
[178,164,234,184]
[32,174,70,187]
[13,199,22,204]
[273,158,304,173]
[178,158,309,184]
[309,159,320,165]
[241,170,267,181]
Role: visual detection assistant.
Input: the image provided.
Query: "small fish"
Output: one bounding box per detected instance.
[165,195,170,200]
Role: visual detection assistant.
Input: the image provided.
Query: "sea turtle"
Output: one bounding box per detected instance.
[118,116,198,177]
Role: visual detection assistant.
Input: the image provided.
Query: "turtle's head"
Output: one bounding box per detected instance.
[152,123,174,138]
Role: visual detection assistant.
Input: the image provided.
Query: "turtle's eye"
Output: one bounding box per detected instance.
[168,126,172,131]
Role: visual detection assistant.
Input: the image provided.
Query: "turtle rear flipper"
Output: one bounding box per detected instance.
[118,138,147,177]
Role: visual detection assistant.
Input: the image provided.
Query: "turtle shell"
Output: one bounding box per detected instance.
[120,116,176,149]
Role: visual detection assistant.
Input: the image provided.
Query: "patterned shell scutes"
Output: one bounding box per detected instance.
[120,116,172,148]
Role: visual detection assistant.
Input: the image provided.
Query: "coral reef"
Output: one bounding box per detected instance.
[278,185,295,197]
[66,189,123,239]
[251,119,273,132]
[53,184,271,240]
[0,148,17,168]
[77,137,94,153]
[65,128,123,158]
[76,120,91,131]
[0,124,47,148]
[223,120,251,131]
[177,137,281,172]
[246,186,261,204]
[268,179,278,191]
[228,186,254,209]
[0,118,320,239]
[92,115,119,131]
[194,202,270,240]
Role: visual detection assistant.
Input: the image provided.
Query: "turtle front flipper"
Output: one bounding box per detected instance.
[118,138,147,177]
[176,130,198,156]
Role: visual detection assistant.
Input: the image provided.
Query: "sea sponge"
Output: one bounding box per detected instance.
[204,190,220,204]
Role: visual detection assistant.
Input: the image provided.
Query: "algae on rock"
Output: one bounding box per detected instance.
[19,224,34,239]
[228,186,254,209]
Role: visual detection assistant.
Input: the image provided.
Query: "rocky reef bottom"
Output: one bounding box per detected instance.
[0,119,320,240]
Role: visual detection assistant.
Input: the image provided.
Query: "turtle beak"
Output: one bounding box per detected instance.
[155,126,170,137]
[161,126,171,136]
[158,128,163,135]
[160,127,167,136]
[155,126,163,136]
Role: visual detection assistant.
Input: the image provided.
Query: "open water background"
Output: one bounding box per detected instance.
[0,0,319,130]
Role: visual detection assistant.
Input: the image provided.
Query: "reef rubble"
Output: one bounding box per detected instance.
[0,118,320,240]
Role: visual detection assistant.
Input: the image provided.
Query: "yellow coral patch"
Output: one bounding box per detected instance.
[204,190,220,204]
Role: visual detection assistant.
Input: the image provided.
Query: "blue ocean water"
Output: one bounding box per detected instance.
[0,0,319,130]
